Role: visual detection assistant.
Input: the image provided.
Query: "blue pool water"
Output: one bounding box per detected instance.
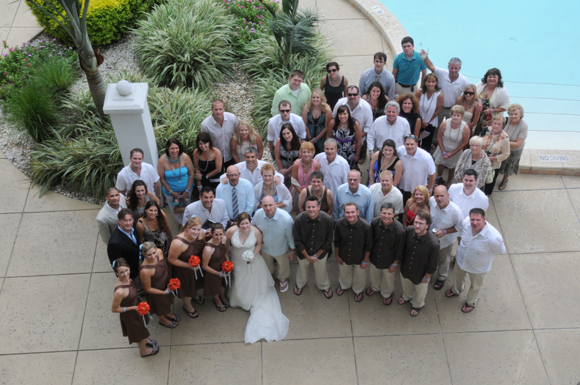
[379,0,580,133]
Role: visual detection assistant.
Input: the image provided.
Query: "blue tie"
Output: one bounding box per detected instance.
[232,186,239,219]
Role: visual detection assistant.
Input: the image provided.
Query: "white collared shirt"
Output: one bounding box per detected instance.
[456,218,505,274]
[182,198,229,228]
[396,146,436,192]
[116,162,159,193]
[449,183,489,219]
[369,183,404,216]
[200,112,239,161]
[332,97,374,132]
[267,113,307,142]
[221,160,283,188]
[433,67,470,107]
[313,153,350,196]
[428,198,464,249]
[367,116,411,150]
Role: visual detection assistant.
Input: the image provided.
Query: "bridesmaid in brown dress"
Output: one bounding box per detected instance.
[202,223,230,312]
[140,242,180,329]
[111,258,159,357]
[168,217,206,319]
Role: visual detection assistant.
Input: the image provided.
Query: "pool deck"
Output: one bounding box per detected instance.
[1,0,580,384]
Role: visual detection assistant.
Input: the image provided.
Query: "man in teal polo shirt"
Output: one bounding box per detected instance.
[270,70,312,116]
[392,36,427,97]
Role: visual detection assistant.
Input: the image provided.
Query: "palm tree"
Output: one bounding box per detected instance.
[259,0,318,70]
[27,0,107,117]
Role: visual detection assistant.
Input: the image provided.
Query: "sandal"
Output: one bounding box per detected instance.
[383,295,392,306]
[141,345,159,358]
[294,285,303,296]
[167,314,181,322]
[461,304,475,313]
[214,301,226,312]
[354,292,363,302]
[398,296,409,305]
[365,287,376,296]
[182,306,199,319]
[192,295,205,305]
[410,307,421,317]
[433,279,445,291]
[146,338,157,348]
[336,286,345,296]
[159,320,178,329]
[499,179,508,190]
[445,288,457,298]
[222,298,230,308]
[323,288,333,299]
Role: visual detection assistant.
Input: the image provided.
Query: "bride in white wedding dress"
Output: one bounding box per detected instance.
[225,213,289,343]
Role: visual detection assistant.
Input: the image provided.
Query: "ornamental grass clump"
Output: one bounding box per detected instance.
[134,0,236,88]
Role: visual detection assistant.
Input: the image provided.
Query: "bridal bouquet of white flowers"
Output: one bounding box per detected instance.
[242,250,254,274]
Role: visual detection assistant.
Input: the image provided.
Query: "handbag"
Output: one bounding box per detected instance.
[485,166,495,184]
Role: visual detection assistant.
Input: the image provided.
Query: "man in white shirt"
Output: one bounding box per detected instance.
[314,138,349,196]
[445,208,506,313]
[448,169,489,220]
[267,100,306,152]
[116,148,160,197]
[421,52,470,123]
[182,186,229,228]
[200,99,239,170]
[369,170,404,217]
[429,185,464,291]
[333,86,374,137]
[397,135,436,204]
[220,148,282,187]
[367,101,411,151]
[96,187,127,244]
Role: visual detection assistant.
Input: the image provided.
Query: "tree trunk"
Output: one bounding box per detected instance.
[77,36,106,117]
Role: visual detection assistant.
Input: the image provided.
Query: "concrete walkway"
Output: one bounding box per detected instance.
[1,0,580,384]
[0,0,42,55]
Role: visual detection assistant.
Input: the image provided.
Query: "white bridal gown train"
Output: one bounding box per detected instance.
[229,229,289,343]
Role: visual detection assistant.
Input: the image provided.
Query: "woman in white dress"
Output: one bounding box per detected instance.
[415,73,444,151]
[226,213,290,344]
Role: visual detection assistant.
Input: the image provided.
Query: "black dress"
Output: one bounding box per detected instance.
[323,75,344,111]
[198,159,220,189]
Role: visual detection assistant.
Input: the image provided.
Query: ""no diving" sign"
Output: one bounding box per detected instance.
[539,154,570,162]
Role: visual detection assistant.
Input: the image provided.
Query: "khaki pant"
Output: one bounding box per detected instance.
[436,243,454,281]
[400,273,429,309]
[296,255,330,290]
[451,263,487,307]
[261,250,290,282]
[395,83,416,99]
[369,263,395,298]
[338,263,367,294]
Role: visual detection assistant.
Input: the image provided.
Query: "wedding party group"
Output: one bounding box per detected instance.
[97,36,514,358]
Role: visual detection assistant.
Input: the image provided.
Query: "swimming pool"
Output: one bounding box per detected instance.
[379,0,580,137]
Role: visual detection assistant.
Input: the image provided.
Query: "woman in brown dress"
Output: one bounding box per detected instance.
[202,223,230,312]
[136,201,173,257]
[168,217,206,319]
[140,242,180,329]
[111,258,159,357]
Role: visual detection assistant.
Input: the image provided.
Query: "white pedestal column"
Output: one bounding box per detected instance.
[103,81,159,168]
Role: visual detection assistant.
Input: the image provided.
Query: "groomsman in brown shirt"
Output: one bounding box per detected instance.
[293,196,335,298]
[334,203,373,302]
[397,212,440,317]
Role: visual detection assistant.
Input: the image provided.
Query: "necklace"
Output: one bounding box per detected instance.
[338,122,348,131]
[198,150,210,172]
[420,92,436,119]
[168,156,180,164]
[447,121,463,143]
[328,75,341,87]
[168,157,182,180]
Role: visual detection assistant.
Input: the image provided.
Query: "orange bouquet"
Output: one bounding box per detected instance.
[137,302,152,327]
[189,255,203,279]
[221,261,234,287]
[168,278,181,296]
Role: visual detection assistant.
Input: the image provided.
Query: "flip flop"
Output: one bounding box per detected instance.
[146,339,157,348]
[192,295,205,305]
[336,286,345,296]
[323,288,333,299]
[445,288,457,298]
[182,306,199,319]
[167,314,181,322]
[214,301,226,312]
[159,320,178,329]
[433,279,445,291]
[365,287,376,296]
[398,296,410,305]
[383,295,392,306]
[354,292,363,302]
[141,345,159,358]
[461,304,475,313]
[499,179,508,190]
[410,307,421,317]
[294,285,303,296]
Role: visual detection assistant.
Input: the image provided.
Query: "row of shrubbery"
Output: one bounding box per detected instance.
[1,0,333,199]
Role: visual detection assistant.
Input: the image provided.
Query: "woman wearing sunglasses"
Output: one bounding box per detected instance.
[320,62,349,111]
[455,84,482,134]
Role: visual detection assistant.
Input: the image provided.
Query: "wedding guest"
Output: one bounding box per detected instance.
[396,93,422,140]
[393,37,427,97]
[497,103,528,190]
[362,82,389,120]
[476,68,510,130]
[433,105,470,187]
[252,197,296,292]
[202,223,230,312]
[126,180,160,222]
[97,187,127,245]
[313,138,350,196]
[367,203,406,305]
[397,134,436,203]
[298,170,334,216]
[136,201,173,257]
[455,84,482,133]
[182,186,229,229]
[293,196,334,299]
[367,101,410,152]
[369,139,403,186]
[320,62,348,110]
[116,148,160,198]
[193,132,223,190]
[200,99,239,170]
[359,52,395,101]
[111,258,158,357]
[216,166,255,226]
[302,88,333,155]
[271,70,312,117]
[331,105,363,169]
[268,101,307,152]
[230,120,264,163]
[225,148,283,187]
[415,73,444,151]
[333,170,374,223]
[108,209,140,280]
[275,123,302,187]
[140,242,180,329]
[481,114,510,195]
[157,138,195,224]
[254,163,292,213]
[449,170,489,220]
[334,203,373,302]
[291,141,321,195]
[398,212,439,317]
[403,185,430,228]
[369,171,404,217]
[168,217,206,319]
[453,136,491,189]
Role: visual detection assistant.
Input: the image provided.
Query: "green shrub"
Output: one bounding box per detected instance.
[134,0,236,88]
[26,0,157,47]
[34,55,78,95]
[7,79,59,141]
